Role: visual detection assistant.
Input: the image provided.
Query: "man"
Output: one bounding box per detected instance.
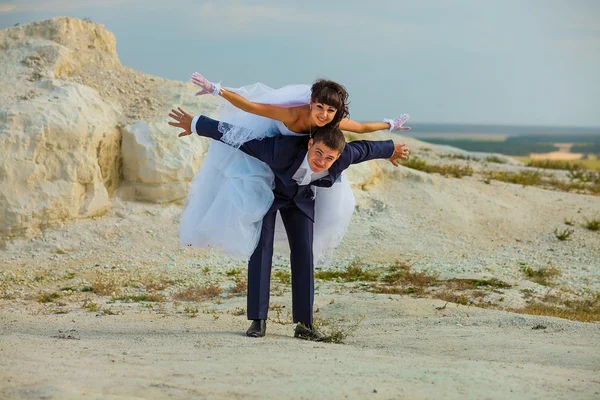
[169,107,409,340]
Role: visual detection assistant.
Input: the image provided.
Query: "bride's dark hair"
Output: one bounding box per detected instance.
[310,79,350,128]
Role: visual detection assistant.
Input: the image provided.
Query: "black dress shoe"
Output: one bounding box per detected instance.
[294,323,325,342]
[246,319,266,338]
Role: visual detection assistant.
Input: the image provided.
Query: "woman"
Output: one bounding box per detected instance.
[180,72,410,261]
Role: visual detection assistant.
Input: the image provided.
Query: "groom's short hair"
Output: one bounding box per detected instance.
[311,126,346,154]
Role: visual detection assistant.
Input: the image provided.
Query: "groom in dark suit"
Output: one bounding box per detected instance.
[169,107,409,340]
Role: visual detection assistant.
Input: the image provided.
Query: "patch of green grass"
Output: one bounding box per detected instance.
[521,265,561,286]
[440,153,473,161]
[225,268,242,276]
[444,278,511,290]
[485,170,545,186]
[584,218,600,231]
[554,227,574,241]
[526,159,586,171]
[315,261,379,282]
[403,157,473,178]
[485,156,506,164]
[82,301,99,312]
[274,270,291,284]
[184,306,199,316]
[112,293,166,302]
[39,292,61,303]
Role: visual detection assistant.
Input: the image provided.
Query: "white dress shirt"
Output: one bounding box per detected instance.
[292,154,329,185]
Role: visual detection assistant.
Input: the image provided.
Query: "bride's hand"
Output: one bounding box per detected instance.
[191,72,220,96]
[384,114,411,131]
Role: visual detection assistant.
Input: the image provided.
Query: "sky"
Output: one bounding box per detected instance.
[0,0,599,127]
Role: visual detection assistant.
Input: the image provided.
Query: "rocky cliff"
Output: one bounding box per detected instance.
[0,17,220,244]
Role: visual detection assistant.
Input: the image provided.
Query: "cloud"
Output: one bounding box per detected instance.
[193,1,409,37]
[0,4,16,13]
[0,0,136,13]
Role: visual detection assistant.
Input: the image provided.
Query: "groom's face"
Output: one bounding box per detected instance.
[307,139,341,172]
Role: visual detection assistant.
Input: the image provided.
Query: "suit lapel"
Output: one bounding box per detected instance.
[280,151,308,186]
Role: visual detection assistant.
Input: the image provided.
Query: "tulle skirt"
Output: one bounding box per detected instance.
[179,83,356,262]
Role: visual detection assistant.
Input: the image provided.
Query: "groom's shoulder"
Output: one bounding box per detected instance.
[252,134,306,168]
[272,134,308,154]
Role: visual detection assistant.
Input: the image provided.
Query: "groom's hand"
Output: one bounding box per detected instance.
[168,107,194,137]
[389,142,409,166]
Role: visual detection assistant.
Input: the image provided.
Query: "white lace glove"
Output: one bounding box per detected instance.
[384,114,411,131]
[191,72,221,96]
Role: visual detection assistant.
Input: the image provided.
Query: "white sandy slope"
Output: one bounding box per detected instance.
[1,295,599,399]
[1,160,599,399]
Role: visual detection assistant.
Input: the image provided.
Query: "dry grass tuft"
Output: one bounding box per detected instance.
[136,274,171,291]
[444,278,511,290]
[431,290,470,306]
[90,272,125,296]
[403,157,473,178]
[313,315,366,344]
[521,265,561,286]
[512,292,600,322]
[172,284,222,302]
[230,278,247,296]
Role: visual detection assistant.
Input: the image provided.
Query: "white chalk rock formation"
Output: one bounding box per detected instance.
[0,80,121,243]
[120,119,209,203]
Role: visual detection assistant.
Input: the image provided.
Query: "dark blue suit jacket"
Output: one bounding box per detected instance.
[194,116,395,221]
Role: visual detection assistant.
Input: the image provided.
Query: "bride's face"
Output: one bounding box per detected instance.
[309,102,337,127]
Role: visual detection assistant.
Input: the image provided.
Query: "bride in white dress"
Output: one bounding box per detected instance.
[179,72,410,262]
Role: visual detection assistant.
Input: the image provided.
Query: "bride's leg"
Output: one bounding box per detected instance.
[313,173,356,262]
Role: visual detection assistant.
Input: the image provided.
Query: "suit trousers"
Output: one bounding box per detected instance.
[247,203,314,325]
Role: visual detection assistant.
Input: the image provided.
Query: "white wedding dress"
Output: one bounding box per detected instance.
[179,83,355,262]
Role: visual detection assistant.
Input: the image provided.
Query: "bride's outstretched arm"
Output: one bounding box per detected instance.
[191,72,295,124]
[339,115,411,134]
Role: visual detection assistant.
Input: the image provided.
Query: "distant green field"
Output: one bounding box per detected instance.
[406,133,510,142]
[413,132,600,159]
[509,157,600,171]
[417,138,558,156]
